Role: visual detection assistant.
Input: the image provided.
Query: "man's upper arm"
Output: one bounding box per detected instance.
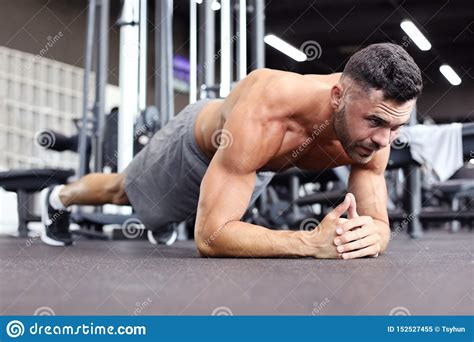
[194,88,287,245]
[348,147,390,224]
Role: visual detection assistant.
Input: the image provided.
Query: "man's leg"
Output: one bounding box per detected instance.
[58,173,130,207]
[40,173,129,246]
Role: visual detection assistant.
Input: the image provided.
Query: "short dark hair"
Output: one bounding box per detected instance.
[342,43,422,103]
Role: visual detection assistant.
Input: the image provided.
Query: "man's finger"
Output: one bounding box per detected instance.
[334,225,371,245]
[337,218,349,225]
[342,244,380,259]
[339,216,372,234]
[347,193,359,219]
[336,234,378,253]
[329,194,351,219]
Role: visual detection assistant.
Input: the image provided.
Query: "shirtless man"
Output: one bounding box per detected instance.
[40,43,422,259]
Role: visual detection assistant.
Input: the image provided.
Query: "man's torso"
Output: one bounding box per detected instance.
[194,69,354,173]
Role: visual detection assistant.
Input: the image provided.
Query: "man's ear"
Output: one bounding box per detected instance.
[330,83,343,110]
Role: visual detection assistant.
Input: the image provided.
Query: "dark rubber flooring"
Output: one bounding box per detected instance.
[1,229,472,315]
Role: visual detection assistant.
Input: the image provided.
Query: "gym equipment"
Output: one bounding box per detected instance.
[0,127,93,237]
[250,0,265,69]
[30,0,173,238]
[197,1,215,98]
[431,168,474,232]
[387,122,474,234]
[36,131,81,152]
[2,0,181,240]
[220,0,232,98]
[388,123,474,168]
[0,169,74,237]
[66,0,169,235]
[103,108,119,172]
[134,105,161,155]
[36,129,92,173]
[247,168,347,229]
[189,0,198,103]
[78,0,109,178]
[156,0,174,126]
[402,106,423,237]
[191,0,265,101]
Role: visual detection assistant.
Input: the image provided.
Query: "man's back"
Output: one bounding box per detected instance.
[193,68,351,172]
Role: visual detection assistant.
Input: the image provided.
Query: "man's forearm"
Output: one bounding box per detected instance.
[197,221,313,258]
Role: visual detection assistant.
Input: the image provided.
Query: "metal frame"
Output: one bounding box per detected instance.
[190,0,197,103]
[250,0,265,70]
[78,0,110,175]
[195,0,264,99]
[203,1,216,91]
[78,0,96,178]
[156,0,174,126]
[219,0,232,98]
[237,0,247,80]
[138,0,148,113]
[404,105,423,238]
[118,0,140,172]
[94,0,110,173]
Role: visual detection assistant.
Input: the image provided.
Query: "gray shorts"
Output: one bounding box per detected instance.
[124,99,275,231]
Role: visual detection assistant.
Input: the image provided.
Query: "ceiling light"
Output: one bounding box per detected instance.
[211,0,221,11]
[400,20,431,51]
[264,34,307,62]
[439,64,462,86]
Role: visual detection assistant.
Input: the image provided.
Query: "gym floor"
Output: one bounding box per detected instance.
[1,229,472,316]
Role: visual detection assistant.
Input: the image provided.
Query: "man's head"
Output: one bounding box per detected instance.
[331,43,423,164]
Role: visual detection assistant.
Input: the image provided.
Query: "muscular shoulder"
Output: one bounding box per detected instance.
[250,68,306,94]
[224,69,295,121]
[243,69,321,117]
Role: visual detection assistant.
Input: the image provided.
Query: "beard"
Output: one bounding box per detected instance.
[333,106,372,164]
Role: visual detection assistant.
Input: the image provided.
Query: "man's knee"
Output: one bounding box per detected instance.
[105,173,129,205]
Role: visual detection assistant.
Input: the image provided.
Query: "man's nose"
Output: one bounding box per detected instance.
[371,128,391,148]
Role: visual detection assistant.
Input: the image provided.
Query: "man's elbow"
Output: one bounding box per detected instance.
[194,224,224,258]
[195,237,216,258]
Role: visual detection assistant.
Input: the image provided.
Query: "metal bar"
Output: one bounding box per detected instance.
[204,0,215,88]
[197,2,205,89]
[219,0,231,97]
[405,166,423,238]
[237,0,247,80]
[228,0,233,85]
[250,0,264,70]
[118,0,140,172]
[78,0,96,177]
[155,0,162,122]
[165,0,174,121]
[156,0,174,125]
[154,0,164,123]
[17,190,30,237]
[190,0,197,103]
[462,122,474,135]
[93,5,101,173]
[138,0,147,112]
[405,105,423,238]
[389,210,474,222]
[290,174,300,221]
[94,0,109,173]
[161,0,167,121]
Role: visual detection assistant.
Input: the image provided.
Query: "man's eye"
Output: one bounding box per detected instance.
[368,118,380,126]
